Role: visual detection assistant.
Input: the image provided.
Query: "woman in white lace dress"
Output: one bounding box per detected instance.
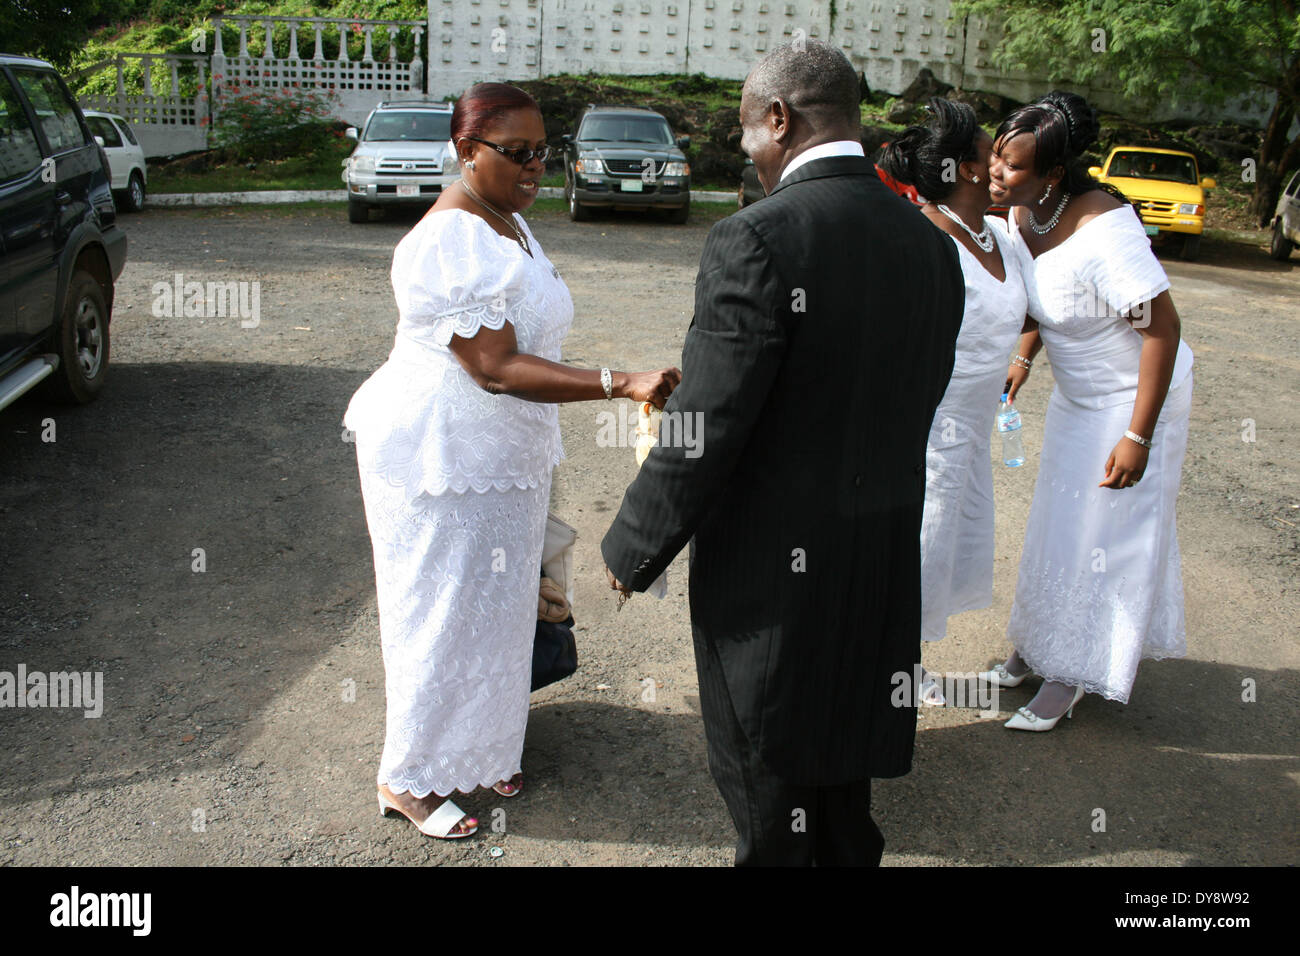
[344,84,679,837]
[981,92,1194,731]
[879,100,1029,706]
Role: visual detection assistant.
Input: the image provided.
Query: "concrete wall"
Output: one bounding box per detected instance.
[425,0,1275,126]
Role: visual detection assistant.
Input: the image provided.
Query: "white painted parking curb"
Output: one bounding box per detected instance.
[149,186,739,206]
[149,189,349,206]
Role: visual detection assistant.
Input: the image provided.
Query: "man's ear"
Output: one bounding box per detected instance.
[769,97,791,143]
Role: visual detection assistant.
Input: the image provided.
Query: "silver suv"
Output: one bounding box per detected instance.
[342,101,460,222]
[1269,169,1299,261]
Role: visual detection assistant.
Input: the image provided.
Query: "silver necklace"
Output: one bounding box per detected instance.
[1028,190,1071,235]
[460,181,532,257]
[936,204,994,252]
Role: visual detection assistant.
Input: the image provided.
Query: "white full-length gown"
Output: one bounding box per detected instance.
[1004,204,1193,702]
[920,218,1028,641]
[343,209,573,797]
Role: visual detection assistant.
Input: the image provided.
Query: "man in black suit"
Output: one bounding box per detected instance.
[601,40,964,865]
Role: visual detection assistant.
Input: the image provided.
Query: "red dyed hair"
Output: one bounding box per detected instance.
[451,82,540,143]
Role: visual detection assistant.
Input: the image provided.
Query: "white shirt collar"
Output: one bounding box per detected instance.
[779,140,866,182]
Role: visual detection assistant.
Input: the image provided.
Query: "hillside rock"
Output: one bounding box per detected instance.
[900,68,952,104]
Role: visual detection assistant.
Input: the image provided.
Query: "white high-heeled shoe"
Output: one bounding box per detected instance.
[978,662,1031,688]
[1004,685,1085,732]
[919,667,946,706]
[378,791,478,839]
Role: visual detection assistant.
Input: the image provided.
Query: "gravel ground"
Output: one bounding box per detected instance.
[0,201,1295,867]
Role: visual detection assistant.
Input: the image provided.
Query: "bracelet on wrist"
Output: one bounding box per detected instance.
[600,367,613,400]
[1124,429,1153,449]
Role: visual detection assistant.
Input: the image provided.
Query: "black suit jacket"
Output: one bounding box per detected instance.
[601,155,964,784]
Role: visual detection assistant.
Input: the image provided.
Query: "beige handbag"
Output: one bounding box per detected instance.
[539,513,578,619]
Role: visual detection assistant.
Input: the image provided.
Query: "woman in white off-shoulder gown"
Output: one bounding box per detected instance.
[344,84,679,838]
[982,92,1193,730]
[878,99,1029,709]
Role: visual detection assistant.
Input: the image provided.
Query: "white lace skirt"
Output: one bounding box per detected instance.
[1007,373,1192,702]
[357,469,551,797]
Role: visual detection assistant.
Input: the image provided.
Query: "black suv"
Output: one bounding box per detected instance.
[0,54,126,411]
[562,105,691,223]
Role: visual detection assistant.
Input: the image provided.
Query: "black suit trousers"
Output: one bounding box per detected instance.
[695,628,885,867]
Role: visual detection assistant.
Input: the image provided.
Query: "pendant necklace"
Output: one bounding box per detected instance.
[936,204,994,252]
[1028,191,1071,235]
[461,181,532,257]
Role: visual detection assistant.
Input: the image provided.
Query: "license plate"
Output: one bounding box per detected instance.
[1144,224,1159,235]
[621,179,643,193]
[397,184,419,197]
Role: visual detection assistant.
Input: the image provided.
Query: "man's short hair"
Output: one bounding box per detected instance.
[746,39,861,129]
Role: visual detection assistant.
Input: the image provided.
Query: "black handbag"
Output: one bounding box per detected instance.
[531,614,577,691]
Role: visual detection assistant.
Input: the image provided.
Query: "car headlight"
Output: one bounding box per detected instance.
[350,155,376,174]
[1178,202,1204,216]
[443,152,458,172]
[576,155,604,175]
[663,162,689,177]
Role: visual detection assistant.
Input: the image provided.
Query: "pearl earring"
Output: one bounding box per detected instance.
[466,160,475,170]
[1039,183,1053,204]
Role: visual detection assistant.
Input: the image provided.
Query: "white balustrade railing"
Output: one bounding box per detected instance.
[212,15,427,126]
[74,53,210,157]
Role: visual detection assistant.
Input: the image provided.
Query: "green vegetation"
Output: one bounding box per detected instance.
[568,72,743,115]
[15,2,429,72]
[211,85,343,161]
[148,145,352,193]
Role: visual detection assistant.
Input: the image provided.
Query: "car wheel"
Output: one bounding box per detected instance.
[566,173,590,222]
[1179,234,1200,261]
[667,202,690,224]
[348,196,370,223]
[122,170,146,212]
[1269,219,1294,261]
[44,270,110,404]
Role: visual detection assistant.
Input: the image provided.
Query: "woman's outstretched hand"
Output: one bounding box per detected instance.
[619,367,682,408]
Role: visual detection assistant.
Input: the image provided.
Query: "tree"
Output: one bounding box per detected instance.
[955,0,1300,226]
[0,0,139,68]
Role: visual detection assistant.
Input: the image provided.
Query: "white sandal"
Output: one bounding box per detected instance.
[378,791,478,839]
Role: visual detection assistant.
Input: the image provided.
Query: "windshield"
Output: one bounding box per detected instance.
[365,111,452,142]
[579,114,674,145]
[1108,151,1197,184]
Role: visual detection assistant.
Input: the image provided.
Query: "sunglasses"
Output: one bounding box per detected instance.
[461,136,552,165]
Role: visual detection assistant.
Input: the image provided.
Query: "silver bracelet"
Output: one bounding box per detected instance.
[600,367,613,400]
[1012,354,1033,369]
[1124,429,1153,449]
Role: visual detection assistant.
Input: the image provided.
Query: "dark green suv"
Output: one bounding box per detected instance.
[561,105,691,223]
[1,54,126,411]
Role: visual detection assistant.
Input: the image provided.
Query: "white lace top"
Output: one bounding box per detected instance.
[1007,204,1193,410]
[343,208,574,497]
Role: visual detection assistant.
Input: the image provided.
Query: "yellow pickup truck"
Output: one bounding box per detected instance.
[1089,147,1216,260]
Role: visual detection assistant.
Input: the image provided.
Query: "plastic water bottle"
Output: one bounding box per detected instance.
[997,393,1025,467]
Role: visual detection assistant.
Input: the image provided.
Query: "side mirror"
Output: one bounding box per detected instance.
[94,135,106,148]
[561,133,573,144]
[1201,177,1216,189]
[345,127,359,141]
[1088,165,1103,178]
[677,136,691,150]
